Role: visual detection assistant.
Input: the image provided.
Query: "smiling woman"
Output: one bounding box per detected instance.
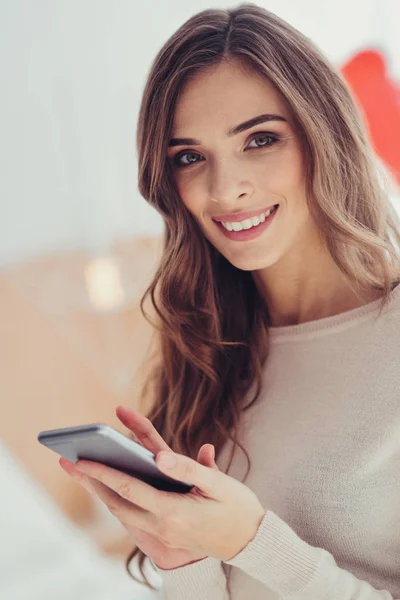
[110,2,400,599]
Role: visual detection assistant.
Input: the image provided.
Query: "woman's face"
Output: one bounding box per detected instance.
[166,60,318,272]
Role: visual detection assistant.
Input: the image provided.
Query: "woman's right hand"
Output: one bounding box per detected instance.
[113,405,220,571]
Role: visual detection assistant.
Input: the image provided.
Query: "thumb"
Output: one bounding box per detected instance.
[156,449,222,498]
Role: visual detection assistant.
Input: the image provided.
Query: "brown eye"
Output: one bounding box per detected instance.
[172,151,203,168]
[247,133,279,149]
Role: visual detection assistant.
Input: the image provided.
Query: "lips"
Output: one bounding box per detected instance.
[212,204,278,223]
[215,203,279,242]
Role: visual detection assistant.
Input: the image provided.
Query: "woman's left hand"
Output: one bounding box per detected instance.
[61,448,266,562]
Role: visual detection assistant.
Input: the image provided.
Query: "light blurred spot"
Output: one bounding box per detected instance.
[84,257,125,311]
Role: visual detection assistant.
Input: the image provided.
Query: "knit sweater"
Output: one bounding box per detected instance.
[131,281,400,599]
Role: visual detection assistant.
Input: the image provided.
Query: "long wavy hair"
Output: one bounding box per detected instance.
[124,3,400,589]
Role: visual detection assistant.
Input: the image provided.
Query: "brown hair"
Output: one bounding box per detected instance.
[124,3,400,589]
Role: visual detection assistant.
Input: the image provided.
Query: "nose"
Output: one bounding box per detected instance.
[208,160,254,208]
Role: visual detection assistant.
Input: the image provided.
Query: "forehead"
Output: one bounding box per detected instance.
[172,60,290,134]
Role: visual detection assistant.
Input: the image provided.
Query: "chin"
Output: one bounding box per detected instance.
[227,254,279,272]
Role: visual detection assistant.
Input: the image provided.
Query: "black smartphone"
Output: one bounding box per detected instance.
[38,423,194,493]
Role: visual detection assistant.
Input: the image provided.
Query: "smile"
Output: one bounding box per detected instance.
[214,204,279,242]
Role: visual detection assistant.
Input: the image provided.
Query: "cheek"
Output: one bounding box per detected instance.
[175,178,205,216]
[259,149,304,197]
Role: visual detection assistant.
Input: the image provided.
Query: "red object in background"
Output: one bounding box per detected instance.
[341,49,400,185]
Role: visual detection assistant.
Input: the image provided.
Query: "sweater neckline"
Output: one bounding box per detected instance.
[268,281,400,342]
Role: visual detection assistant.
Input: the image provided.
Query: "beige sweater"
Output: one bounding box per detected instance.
[135,281,400,599]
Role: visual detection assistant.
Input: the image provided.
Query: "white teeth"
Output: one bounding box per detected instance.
[221,206,276,231]
[239,218,253,230]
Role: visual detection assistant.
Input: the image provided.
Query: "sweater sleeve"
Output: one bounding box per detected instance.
[224,509,398,599]
[149,555,229,600]
[150,509,398,599]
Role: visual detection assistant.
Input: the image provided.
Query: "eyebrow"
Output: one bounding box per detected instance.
[168,113,287,147]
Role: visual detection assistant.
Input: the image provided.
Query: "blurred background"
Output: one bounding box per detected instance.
[1,1,400,598]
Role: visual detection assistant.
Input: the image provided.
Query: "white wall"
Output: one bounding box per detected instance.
[1,0,399,267]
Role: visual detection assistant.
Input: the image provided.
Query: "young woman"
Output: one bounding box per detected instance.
[61,3,400,598]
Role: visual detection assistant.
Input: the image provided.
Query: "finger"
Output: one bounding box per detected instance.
[86,476,155,532]
[197,444,219,470]
[197,444,207,463]
[116,405,172,455]
[75,459,166,514]
[156,451,223,499]
[59,457,96,493]
[203,444,218,469]
[211,445,216,462]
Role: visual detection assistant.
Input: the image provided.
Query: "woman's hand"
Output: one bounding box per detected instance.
[59,405,266,570]
[60,406,219,570]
